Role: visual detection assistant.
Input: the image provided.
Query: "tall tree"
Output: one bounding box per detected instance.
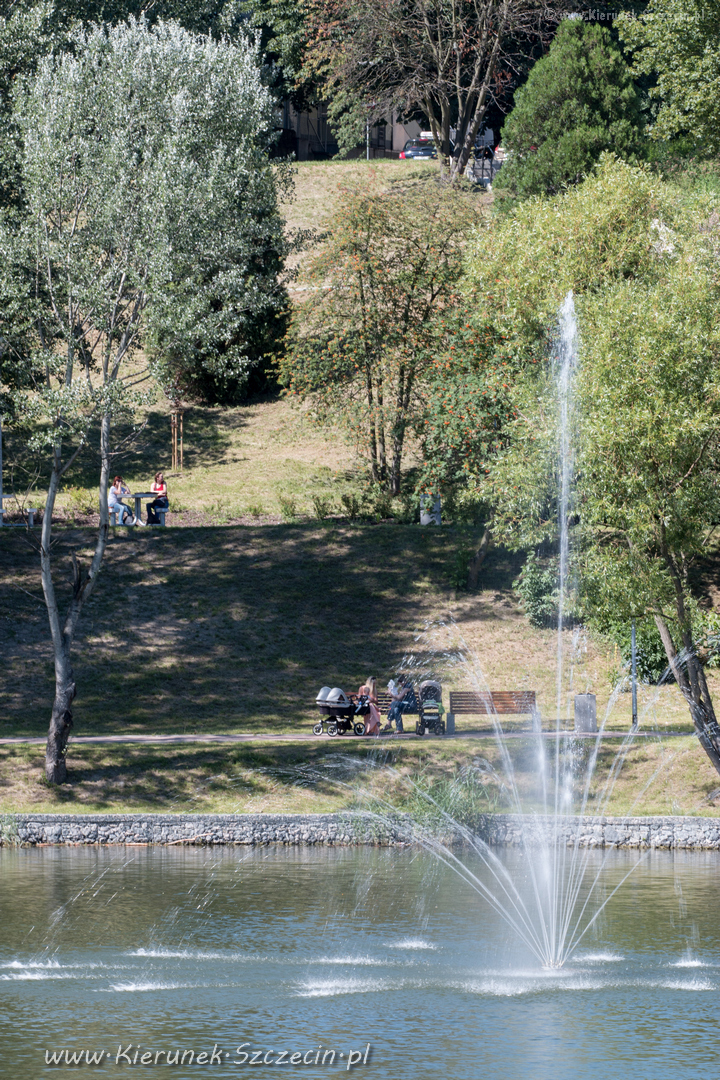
[496,18,644,197]
[466,155,720,772]
[1,17,281,782]
[280,179,482,493]
[302,0,561,178]
[620,0,720,155]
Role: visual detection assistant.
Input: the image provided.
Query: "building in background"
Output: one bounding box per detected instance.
[277,103,424,160]
[277,102,497,161]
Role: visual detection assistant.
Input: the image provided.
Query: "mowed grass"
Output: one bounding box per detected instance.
[282,158,444,236]
[1,523,524,739]
[1,519,702,743]
[6,397,363,528]
[2,735,719,819]
[1,159,715,820]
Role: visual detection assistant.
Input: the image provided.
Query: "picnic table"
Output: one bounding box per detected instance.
[130,491,155,522]
[109,493,169,526]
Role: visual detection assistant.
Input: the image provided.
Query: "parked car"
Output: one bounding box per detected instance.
[399,138,437,159]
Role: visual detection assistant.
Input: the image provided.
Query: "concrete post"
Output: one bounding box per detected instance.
[574,694,597,734]
[420,496,441,525]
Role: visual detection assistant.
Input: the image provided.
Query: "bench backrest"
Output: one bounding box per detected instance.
[449,691,536,715]
[375,692,420,716]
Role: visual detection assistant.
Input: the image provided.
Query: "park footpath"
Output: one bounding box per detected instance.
[0,731,693,746]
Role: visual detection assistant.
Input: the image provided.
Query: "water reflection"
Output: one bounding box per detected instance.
[1,846,719,1079]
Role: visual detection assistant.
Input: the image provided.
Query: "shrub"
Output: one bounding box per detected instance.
[278,495,297,522]
[601,618,674,685]
[513,552,558,627]
[496,20,644,198]
[449,547,471,591]
[312,495,332,520]
[64,486,96,516]
[340,492,361,520]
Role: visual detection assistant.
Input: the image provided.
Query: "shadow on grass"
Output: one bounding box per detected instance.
[0,405,263,510]
[0,742,404,813]
[0,523,524,739]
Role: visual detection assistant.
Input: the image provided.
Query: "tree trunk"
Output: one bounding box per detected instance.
[42,414,111,784]
[468,522,493,589]
[365,364,379,482]
[45,651,76,785]
[654,613,720,778]
[376,375,387,483]
[389,365,412,496]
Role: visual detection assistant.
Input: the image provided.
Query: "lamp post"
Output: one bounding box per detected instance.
[631,620,638,730]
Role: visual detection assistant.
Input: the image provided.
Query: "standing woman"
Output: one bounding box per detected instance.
[363,676,381,736]
[146,471,168,525]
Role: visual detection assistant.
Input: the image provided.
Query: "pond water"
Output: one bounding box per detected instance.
[1,846,719,1079]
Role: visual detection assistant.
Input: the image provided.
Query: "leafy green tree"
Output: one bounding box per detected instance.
[496,19,644,197]
[1,17,280,782]
[620,0,720,155]
[467,155,720,772]
[413,316,521,582]
[238,0,314,109]
[280,179,482,494]
[576,263,720,768]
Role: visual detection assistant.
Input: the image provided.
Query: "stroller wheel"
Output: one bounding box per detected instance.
[354,722,366,737]
[327,722,338,737]
[415,722,425,737]
[313,722,324,736]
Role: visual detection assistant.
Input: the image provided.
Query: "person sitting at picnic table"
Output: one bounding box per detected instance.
[145,471,169,525]
[108,475,142,526]
[382,676,410,734]
[359,677,381,736]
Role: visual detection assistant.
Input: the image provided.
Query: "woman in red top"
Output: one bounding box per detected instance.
[146,471,169,525]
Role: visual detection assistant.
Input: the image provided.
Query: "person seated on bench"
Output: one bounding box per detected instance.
[108,476,142,526]
[360,677,381,736]
[382,676,411,733]
[145,471,169,525]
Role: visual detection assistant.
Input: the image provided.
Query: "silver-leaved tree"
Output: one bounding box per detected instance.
[2,17,284,782]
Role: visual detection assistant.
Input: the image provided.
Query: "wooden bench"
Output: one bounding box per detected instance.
[447,691,540,734]
[375,692,418,717]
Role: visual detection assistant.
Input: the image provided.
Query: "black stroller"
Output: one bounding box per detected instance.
[313,687,366,737]
[415,680,445,736]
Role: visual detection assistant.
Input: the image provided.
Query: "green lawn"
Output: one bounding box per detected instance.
[3,734,719,819]
[1,158,716,820]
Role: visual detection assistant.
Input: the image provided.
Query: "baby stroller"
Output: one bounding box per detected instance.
[416,680,445,736]
[313,687,366,737]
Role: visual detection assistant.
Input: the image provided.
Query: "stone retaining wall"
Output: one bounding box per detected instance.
[3,812,720,849]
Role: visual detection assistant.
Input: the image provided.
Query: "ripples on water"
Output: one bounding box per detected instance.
[1,846,719,1079]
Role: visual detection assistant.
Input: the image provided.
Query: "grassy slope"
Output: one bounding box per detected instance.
[5,160,448,526]
[3,736,719,819]
[2,519,716,816]
[2,159,719,817]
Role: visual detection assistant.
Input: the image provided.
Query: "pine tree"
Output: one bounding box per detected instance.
[496,19,644,198]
